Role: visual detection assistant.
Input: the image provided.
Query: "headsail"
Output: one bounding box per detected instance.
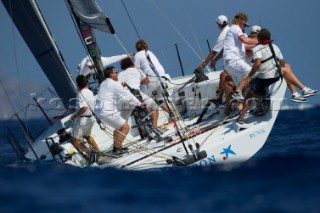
[67,0,115,83]
[67,0,115,34]
[1,0,78,108]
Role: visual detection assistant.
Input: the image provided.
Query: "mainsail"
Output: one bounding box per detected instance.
[1,0,77,107]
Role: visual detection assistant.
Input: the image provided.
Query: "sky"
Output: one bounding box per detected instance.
[1,0,320,120]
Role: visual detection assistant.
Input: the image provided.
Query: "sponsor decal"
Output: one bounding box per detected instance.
[220,144,236,160]
[192,155,216,167]
[249,128,266,139]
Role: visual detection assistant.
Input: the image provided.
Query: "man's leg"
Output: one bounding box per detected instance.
[160,102,170,114]
[238,89,255,123]
[235,75,250,94]
[83,135,100,152]
[70,137,90,156]
[214,70,227,103]
[224,77,236,115]
[113,122,130,149]
[150,110,159,127]
[143,93,159,127]
[282,64,307,92]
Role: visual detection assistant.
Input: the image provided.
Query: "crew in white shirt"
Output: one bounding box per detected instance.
[118,57,158,127]
[94,66,146,155]
[134,39,171,115]
[71,75,100,155]
[198,15,230,71]
[197,15,231,104]
[222,13,258,114]
[223,13,258,86]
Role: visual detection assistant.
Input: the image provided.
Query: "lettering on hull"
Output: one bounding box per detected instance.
[192,155,216,167]
[249,128,266,139]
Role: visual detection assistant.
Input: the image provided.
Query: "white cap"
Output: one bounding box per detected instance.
[251,25,261,34]
[216,15,228,25]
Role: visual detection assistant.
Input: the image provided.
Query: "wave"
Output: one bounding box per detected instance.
[0,154,319,212]
[280,103,320,111]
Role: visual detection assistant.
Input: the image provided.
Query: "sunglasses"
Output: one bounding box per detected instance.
[241,21,249,28]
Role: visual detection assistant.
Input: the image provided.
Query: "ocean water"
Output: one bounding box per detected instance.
[0,106,320,213]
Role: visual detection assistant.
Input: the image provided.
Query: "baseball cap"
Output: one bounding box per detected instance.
[216,15,228,25]
[251,25,261,34]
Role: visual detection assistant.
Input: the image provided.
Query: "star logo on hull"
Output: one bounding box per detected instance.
[220,145,236,160]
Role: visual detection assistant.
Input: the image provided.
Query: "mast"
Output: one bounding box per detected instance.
[66,0,116,83]
[1,0,78,108]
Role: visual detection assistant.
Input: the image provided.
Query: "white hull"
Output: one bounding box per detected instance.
[25,71,287,170]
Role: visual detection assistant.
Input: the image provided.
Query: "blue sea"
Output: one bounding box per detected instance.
[1,106,320,213]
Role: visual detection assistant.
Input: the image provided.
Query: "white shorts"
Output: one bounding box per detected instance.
[141,77,165,101]
[99,111,127,130]
[141,91,158,111]
[225,60,251,86]
[72,117,95,140]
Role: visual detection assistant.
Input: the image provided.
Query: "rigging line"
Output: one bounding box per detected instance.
[121,135,189,168]
[0,78,17,116]
[125,140,172,160]
[179,0,205,59]
[144,51,197,149]
[113,34,131,56]
[23,104,33,142]
[8,0,24,110]
[120,0,141,40]
[160,48,169,70]
[95,118,172,160]
[9,86,61,122]
[124,137,177,161]
[149,0,202,61]
[199,112,232,147]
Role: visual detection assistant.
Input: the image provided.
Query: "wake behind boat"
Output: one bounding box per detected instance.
[2,0,287,170]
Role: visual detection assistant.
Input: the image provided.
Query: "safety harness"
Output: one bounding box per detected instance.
[256,40,284,98]
[259,40,283,79]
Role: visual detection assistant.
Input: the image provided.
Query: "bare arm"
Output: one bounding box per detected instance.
[239,35,258,45]
[141,76,150,84]
[198,51,218,71]
[210,50,223,70]
[71,107,88,120]
[248,58,261,78]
